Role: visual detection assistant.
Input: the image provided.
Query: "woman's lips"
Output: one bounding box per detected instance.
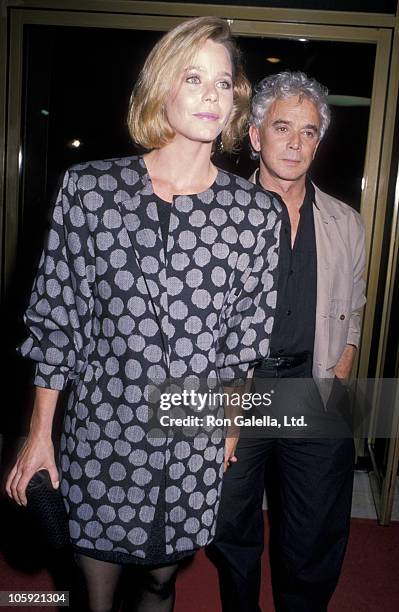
[194,113,219,121]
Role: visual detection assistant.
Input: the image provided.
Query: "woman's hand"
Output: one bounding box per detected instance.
[5,386,60,506]
[5,434,58,507]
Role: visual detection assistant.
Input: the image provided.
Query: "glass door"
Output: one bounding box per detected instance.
[1,4,398,520]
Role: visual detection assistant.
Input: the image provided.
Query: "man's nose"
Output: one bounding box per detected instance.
[288,132,302,149]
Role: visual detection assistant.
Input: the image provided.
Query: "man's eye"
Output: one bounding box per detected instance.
[276,126,287,132]
[304,130,316,138]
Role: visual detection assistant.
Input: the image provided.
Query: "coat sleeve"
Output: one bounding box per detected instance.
[17,169,95,390]
[216,206,281,386]
[346,211,367,348]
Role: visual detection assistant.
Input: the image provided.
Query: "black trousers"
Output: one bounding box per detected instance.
[209,364,355,612]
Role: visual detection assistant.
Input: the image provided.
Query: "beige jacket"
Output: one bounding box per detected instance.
[250,173,367,387]
[311,185,366,381]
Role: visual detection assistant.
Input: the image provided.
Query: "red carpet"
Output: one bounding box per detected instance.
[0,514,398,611]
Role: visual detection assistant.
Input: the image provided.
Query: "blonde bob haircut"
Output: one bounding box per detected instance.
[128,16,251,153]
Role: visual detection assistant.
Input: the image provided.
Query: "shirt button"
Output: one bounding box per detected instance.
[286,309,292,316]
[340,314,345,320]
[289,269,294,276]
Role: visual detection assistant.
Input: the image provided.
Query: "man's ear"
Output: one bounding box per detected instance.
[249,124,261,152]
[312,139,321,160]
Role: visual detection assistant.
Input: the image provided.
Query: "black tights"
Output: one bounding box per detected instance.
[74,554,179,612]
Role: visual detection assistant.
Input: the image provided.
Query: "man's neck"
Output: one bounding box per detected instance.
[257,169,307,211]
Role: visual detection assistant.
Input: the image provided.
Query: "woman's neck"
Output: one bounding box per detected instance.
[143,140,216,200]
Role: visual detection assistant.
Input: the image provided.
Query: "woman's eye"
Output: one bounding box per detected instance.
[186,75,200,84]
[218,80,232,90]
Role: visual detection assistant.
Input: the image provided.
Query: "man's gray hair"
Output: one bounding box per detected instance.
[250,71,331,157]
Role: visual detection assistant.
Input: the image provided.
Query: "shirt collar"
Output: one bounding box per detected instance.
[254,169,319,211]
[254,169,285,207]
[302,176,317,212]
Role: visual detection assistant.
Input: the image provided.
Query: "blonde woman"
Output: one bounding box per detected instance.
[7,16,281,612]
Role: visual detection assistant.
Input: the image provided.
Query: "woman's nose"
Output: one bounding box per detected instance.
[203,84,218,103]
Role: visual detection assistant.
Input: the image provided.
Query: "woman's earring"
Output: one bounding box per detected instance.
[218,136,224,153]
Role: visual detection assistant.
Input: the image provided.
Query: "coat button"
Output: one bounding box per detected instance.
[340,314,345,320]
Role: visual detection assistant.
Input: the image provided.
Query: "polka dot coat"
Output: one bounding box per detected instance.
[19,155,281,563]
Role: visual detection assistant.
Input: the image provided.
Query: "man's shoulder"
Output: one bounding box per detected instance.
[313,184,363,227]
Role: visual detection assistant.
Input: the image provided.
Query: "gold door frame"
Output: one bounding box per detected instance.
[1,0,399,516]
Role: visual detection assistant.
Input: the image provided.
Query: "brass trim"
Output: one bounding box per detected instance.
[378,384,399,525]
[229,20,381,42]
[356,28,394,380]
[5,8,388,41]
[367,30,399,522]
[2,1,396,28]
[3,10,23,298]
[0,1,8,299]
[374,31,399,381]
[369,469,381,520]
[4,10,184,30]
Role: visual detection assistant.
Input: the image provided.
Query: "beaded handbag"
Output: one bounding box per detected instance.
[26,469,70,549]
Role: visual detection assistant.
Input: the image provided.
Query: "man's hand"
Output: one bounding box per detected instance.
[224,432,239,472]
[333,344,356,381]
[223,382,249,472]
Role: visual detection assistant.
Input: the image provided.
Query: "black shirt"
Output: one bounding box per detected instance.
[256,173,317,357]
[155,196,171,247]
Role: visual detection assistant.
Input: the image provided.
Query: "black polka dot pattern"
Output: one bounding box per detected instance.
[18,155,281,562]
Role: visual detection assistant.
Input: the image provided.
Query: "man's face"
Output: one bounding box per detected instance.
[249,95,321,183]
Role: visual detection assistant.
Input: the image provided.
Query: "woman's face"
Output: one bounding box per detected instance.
[165,39,234,146]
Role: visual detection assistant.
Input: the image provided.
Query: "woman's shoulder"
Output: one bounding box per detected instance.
[66,154,145,180]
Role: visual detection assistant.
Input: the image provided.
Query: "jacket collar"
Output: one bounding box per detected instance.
[313,185,345,220]
[134,154,153,193]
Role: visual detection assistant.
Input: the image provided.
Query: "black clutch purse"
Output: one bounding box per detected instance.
[26,469,70,549]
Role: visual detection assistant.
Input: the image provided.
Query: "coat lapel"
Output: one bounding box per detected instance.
[313,185,347,401]
[117,158,170,364]
[312,191,332,391]
[313,189,333,321]
[313,184,346,328]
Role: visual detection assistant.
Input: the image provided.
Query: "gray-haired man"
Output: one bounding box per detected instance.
[209,72,366,611]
